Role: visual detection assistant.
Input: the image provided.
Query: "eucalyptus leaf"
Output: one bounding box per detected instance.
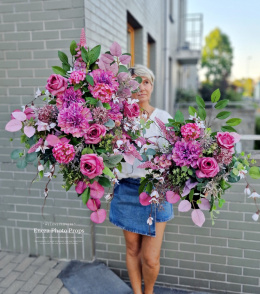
[16,158,27,169]
[211,88,221,103]
[146,148,157,156]
[25,152,37,162]
[216,111,231,119]
[141,154,149,162]
[215,99,229,109]
[11,149,23,160]
[107,154,123,166]
[104,119,115,128]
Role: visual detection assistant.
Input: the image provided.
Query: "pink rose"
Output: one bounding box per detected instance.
[84,124,106,144]
[217,132,240,151]
[196,157,220,178]
[124,102,140,118]
[80,154,104,179]
[46,74,67,96]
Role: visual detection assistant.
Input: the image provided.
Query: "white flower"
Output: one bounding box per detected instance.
[35,140,49,153]
[112,178,119,185]
[189,112,198,121]
[252,212,259,222]
[50,164,55,172]
[49,122,56,129]
[112,96,119,104]
[105,193,113,202]
[197,121,206,129]
[44,188,49,197]
[147,216,153,226]
[127,98,139,105]
[116,140,124,148]
[35,88,41,98]
[151,190,159,198]
[149,197,160,204]
[38,164,44,171]
[238,169,247,179]
[44,172,52,179]
[248,191,260,198]
[45,89,50,96]
[244,187,251,196]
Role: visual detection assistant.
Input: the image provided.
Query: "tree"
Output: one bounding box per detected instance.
[201,28,233,83]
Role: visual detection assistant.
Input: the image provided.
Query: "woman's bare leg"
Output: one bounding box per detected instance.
[141,222,167,294]
[123,230,143,294]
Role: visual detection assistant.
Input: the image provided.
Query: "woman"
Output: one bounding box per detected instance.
[109,65,174,294]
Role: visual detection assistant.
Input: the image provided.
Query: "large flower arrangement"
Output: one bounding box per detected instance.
[5,29,147,224]
[138,90,260,227]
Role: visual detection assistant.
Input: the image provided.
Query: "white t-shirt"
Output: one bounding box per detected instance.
[118,108,173,179]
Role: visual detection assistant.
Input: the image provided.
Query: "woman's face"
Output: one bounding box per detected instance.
[132,76,153,104]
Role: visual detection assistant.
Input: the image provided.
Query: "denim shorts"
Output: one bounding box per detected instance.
[109,178,174,237]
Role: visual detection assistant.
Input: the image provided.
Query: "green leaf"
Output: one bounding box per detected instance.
[58,51,69,65]
[102,166,115,178]
[146,148,157,156]
[211,88,221,103]
[214,99,229,109]
[139,178,148,194]
[11,149,23,160]
[249,166,260,179]
[146,182,153,194]
[81,187,90,205]
[102,103,111,110]
[117,162,122,172]
[216,111,231,119]
[221,126,237,133]
[62,63,70,72]
[174,110,185,123]
[232,168,239,176]
[118,65,128,73]
[107,154,123,166]
[70,40,77,56]
[226,118,242,126]
[135,76,142,83]
[86,75,94,86]
[198,107,206,120]
[25,152,37,162]
[81,46,89,63]
[88,45,101,64]
[85,97,97,105]
[98,176,111,187]
[218,198,226,208]
[52,66,67,77]
[189,189,194,202]
[188,169,193,176]
[181,166,188,172]
[82,147,94,155]
[141,154,149,162]
[74,84,81,91]
[39,170,44,178]
[16,158,27,169]
[188,106,197,116]
[196,95,205,108]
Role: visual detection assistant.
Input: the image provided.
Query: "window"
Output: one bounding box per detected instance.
[147,34,155,70]
[127,24,135,67]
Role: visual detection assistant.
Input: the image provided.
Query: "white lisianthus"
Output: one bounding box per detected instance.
[105,193,113,202]
[238,169,247,179]
[44,172,52,179]
[252,212,259,222]
[35,88,41,98]
[147,216,153,226]
[38,164,44,172]
[248,191,260,198]
[244,186,251,196]
[151,191,159,198]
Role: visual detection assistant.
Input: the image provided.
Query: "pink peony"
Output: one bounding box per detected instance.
[46,74,67,96]
[80,154,104,179]
[88,181,105,199]
[181,123,200,140]
[124,102,140,119]
[84,124,106,144]
[91,83,114,103]
[69,70,86,85]
[196,157,220,178]
[217,132,240,152]
[52,142,75,164]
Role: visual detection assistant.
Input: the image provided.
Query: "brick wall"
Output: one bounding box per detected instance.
[1,1,260,294]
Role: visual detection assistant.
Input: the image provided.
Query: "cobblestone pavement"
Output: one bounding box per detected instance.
[0,251,70,294]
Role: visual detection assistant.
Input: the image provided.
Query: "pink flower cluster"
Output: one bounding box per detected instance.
[181,123,200,140]
[69,70,86,85]
[154,154,172,168]
[52,142,75,164]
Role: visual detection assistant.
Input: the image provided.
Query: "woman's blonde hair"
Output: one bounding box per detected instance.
[128,64,155,85]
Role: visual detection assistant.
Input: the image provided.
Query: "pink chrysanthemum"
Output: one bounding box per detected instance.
[52,142,75,164]
[172,140,201,168]
[88,69,119,102]
[69,71,86,85]
[58,103,92,137]
[181,123,200,140]
[56,87,85,110]
[213,148,233,165]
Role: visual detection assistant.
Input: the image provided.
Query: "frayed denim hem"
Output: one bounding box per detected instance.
[109,217,156,237]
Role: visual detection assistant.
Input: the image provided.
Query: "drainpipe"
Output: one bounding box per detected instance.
[163,0,169,112]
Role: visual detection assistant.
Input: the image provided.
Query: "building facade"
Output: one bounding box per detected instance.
[1,1,260,293]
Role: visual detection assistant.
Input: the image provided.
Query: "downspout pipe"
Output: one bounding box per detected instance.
[163,0,169,111]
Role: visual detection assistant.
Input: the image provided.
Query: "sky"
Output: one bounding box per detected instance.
[188,0,260,82]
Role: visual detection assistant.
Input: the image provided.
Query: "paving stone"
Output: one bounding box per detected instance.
[44,278,63,294]
[31,255,49,266]
[30,284,48,294]
[0,253,7,261]
[2,280,25,294]
[0,263,17,278]
[15,257,35,272]
[0,272,20,288]
[35,260,58,275]
[20,273,43,292]
[16,265,38,281]
[58,288,70,294]
[11,253,27,264]
[0,255,16,269]
[39,268,61,285]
